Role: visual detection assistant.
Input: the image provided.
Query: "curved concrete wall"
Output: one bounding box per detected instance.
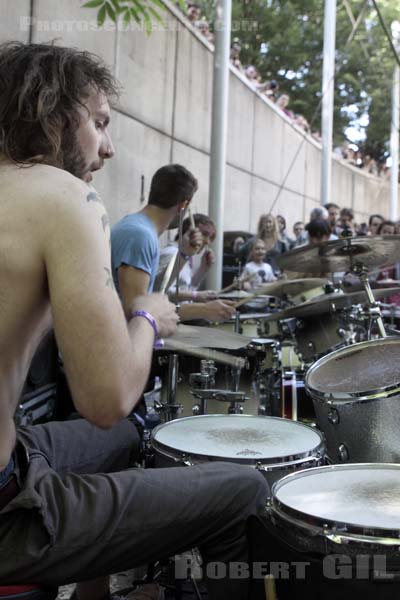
[1,0,397,232]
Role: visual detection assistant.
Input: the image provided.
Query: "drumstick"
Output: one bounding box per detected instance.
[188,207,202,253]
[264,575,278,600]
[158,337,247,369]
[233,280,271,308]
[218,272,258,295]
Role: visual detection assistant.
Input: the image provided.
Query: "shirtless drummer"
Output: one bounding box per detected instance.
[0,42,268,600]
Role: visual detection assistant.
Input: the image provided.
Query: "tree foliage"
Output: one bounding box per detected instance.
[82,0,185,33]
[198,0,399,160]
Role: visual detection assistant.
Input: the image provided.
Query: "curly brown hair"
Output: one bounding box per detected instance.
[0,41,120,169]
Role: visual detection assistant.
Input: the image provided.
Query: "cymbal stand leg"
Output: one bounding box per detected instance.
[352,265,386,339]
[234,311,242,334]
[164,354,182,421]
[229,365,243,414]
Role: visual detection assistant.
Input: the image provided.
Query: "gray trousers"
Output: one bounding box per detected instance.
[0,419,269,599]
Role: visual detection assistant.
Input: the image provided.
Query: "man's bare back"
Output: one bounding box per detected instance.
[0,162,54,468]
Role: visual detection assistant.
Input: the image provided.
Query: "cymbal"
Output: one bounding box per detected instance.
[276,236,400,274]
[265,287,400,320]
[163,324,253,350]
[256,278,329,297]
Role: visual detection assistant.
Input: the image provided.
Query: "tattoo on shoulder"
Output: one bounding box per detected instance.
[104,267,115,290]
[87,191,102,204]
[101,213,110,232]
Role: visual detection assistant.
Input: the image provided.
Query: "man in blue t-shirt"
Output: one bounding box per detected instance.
[111,164,235,322]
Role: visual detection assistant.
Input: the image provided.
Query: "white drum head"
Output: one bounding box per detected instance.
[274,464,400,531]
[152,415,322,464]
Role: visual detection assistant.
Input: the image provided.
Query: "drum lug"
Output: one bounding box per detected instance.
[328,407,340,425]
[181,454,194,467]
[338,443,349,462]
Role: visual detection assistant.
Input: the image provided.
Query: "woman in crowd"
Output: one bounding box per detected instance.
[234,213,289,274]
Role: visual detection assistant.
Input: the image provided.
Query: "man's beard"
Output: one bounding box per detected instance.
[61,127,88,181]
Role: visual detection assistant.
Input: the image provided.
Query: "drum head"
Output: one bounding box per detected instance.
[152,414,323,465]
[306,337,400,400]
[273,464,400,534]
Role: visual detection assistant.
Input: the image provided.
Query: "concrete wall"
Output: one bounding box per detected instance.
[1,0,397,232]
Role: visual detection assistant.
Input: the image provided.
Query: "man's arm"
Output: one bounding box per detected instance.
[42,177,176,428]
[118,265,150,316]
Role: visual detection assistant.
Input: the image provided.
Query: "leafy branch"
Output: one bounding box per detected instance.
[82,0,186,34]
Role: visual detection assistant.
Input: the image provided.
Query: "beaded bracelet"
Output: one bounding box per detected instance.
[130,310,164,348]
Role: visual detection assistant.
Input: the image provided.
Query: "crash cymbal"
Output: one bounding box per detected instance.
[163,324,253,350]
[276,236,400,274]
[256,278,329,297]
[264,287,400,320]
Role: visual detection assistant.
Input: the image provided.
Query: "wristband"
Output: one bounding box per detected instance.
[130,310,164,349]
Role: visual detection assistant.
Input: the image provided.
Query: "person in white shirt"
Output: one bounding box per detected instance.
[241,239,276,290]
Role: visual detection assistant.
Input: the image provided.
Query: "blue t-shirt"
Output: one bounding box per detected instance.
[111,212,159,293]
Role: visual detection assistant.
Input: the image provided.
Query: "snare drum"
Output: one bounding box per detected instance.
[252,464,400,599]
[151,414,325,486]
[306,337,400,463]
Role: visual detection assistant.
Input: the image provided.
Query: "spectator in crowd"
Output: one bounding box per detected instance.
[378,220,396,235]
[276,214,294,248]
[197,20,214,44]
[356,222,369,236]
[186,2,201,23]
[324,202,340,234]
[306,220,332,245]
[263,80,279,102]
[241,239,276,290]
[293,114,310,133]
[276,94,294,119]
[368,214,385,235]
[338,207,356,236]
[230,41,243,72]
[310,206,329,222]
[293,221,307,246]
[234,213,288,274]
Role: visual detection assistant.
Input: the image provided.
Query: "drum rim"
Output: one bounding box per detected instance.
[305,337,400,402]
[151,414,325,466]
[270,463,400,541]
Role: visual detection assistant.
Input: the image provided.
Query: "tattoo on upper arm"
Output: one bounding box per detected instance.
[87,191,102,204]
[101,213,110,232]
[104,267,115,290]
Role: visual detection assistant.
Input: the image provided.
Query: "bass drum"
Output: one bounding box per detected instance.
[151,414,325,487]
[251,463,400,599]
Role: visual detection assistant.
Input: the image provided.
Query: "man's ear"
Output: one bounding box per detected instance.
[179,199,190,212]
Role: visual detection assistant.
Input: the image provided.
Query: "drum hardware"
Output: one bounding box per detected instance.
[189,360,217,415]
[157,354,183,421]
[190,389,248,415]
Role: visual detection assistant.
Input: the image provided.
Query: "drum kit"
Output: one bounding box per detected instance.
[149,236,400,598]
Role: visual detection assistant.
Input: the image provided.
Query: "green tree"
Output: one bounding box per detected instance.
[200,0,398,159]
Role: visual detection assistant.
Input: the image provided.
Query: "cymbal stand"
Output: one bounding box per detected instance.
[234,311,242,334]
[158,354,183,421]
[351,263,386,339]
[189,360,217,415]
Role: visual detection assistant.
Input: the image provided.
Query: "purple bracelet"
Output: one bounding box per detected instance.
[130,310,164,349]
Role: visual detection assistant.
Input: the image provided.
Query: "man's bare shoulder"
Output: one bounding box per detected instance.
[0,162,97,209]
